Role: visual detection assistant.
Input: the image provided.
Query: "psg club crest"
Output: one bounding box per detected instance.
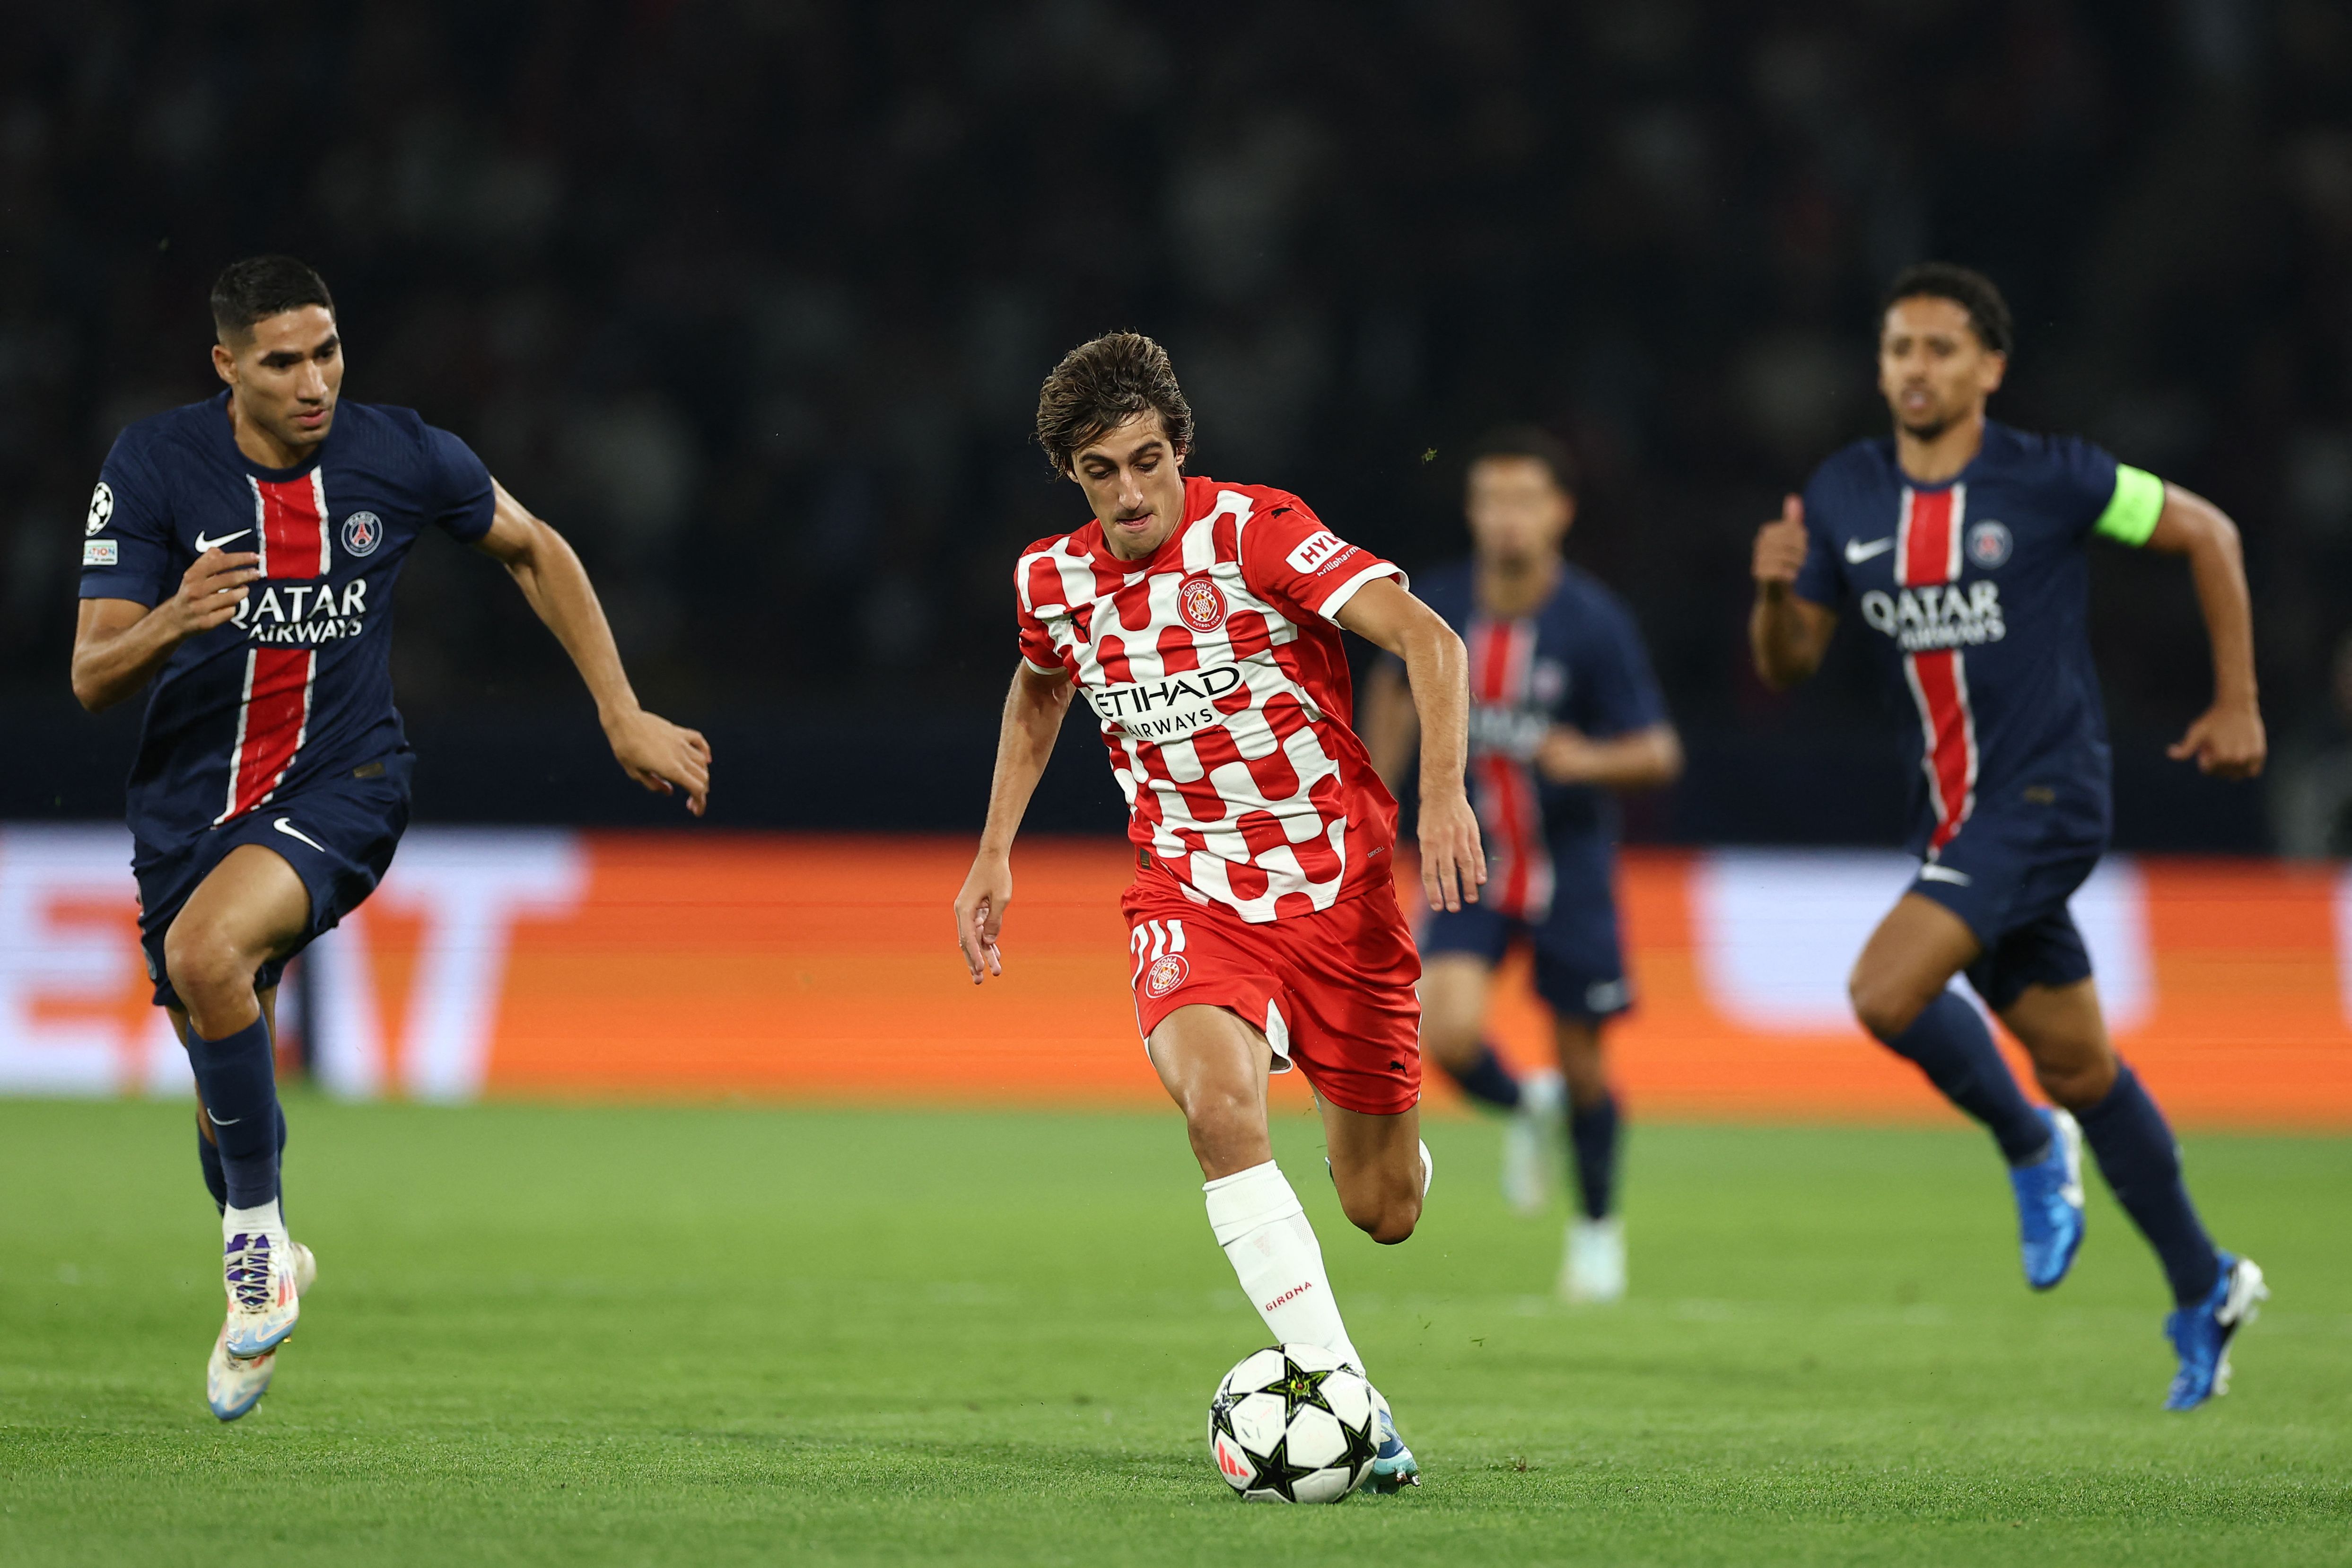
[1966,520,2011,569]
[1178,573,1226,633]
[341,511,385,558]
[1145,952,1189,999]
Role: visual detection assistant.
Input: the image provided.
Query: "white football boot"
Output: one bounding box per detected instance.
[208,1242,315,1421]
[1500,1070,1564,1217]
[220,1216,304,1358]
[1560,1215,1626,1304]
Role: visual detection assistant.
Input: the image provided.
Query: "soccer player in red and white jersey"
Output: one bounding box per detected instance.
[953,333,1485,1490]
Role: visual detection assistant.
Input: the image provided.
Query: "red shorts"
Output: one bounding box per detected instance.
[1120,871,1423,1116]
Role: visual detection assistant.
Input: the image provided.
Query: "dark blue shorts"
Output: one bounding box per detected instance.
[133,751,414,1010]
[1909,806,2103,1013]
[1420,846,1629,1022]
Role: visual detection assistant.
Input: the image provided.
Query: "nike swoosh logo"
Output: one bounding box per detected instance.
[272,818,327,853]
[1845,537,1896,563]
[1918,864,1972,885]
[206,1109,242,1127]
[193,528,253,553]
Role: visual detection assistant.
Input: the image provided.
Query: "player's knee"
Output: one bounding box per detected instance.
[162,918,252,1007]
[2031,1055,2113,1112]
[1338,1175,1421,1244]
[1180,1085,1264,1163]
[1355,1190,1421,1245]
[1847,966,1927,1042]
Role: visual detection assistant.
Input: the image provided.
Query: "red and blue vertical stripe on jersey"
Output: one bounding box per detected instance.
[1896,484,1977,856]
[219,472,332,824]
[1467,617,1554,921]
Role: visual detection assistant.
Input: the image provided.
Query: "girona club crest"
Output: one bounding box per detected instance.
[1178,573,1226,633]
[1145,952,1189,999]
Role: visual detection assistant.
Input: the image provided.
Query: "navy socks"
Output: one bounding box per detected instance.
[1877,992,2050,1165]
[1443,1042,1523,1111]
[185,1016,282,1209]
[196,1104,286,1217]
[1568,1091,1620,1221]
[2078,1065,2221,1307]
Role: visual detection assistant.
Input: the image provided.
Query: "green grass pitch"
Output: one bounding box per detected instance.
[1,1098,2345,1566]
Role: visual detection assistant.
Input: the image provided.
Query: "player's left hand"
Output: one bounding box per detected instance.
[2168,701,2265,780]
[1535,725,1604,785]
[1417,790,1487,913]
[605,707,712,815]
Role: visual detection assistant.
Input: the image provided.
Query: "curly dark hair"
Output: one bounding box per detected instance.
[1034,331,1194,473]
[210,255,336,342]
[1881,262,2013,356]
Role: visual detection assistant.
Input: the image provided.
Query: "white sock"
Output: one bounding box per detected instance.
[222,1199,285,1244]
[1204,1160,1365,1375]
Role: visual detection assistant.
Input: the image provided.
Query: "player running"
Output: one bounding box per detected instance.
[71,256,710,1421]
[953,332,1485,1490]
[1363,427,1679,1302]
[1749,263,2266,1410]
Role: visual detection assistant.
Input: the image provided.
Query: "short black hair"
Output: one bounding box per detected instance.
[1466,424,1578,497]
[1880,262,2012,356]
[210,255,336,342]
[1035,331,1195,473]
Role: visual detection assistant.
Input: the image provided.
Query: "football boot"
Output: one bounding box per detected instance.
[208,1242,315,1421]
[2009,1107,2086,1291]
[2164,1253,2266,1412]
[1501,1071,1563,1217]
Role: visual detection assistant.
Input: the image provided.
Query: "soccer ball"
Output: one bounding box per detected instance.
[1207,1342,1381,1503]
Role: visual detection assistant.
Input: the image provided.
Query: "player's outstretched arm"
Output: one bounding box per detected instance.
[955,664,1075,985]
[70,548,261,711]
[472,480,711,814]
[1335,578,1487,913]
[1749,494,1836,690]
[2142,483,2264,780]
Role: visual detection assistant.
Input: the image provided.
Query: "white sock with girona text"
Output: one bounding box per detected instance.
[1204,1160,1366,1375]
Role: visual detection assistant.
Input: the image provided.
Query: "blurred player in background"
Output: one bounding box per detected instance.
[1749,263,2265,1410]
[1364,428,1679,1302]
[954,332,1486,1490]
[71,257,710,1421]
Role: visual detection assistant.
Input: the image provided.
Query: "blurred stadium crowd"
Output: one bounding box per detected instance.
[3,0,2348,847]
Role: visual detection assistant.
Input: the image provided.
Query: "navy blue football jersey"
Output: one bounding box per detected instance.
[1410,561,1668,921]
[1790,419,2166,859]
[78,392,495,848]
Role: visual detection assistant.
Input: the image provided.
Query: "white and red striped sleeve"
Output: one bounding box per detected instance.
[1013,539,1077,677]
[1236,495,1402,624]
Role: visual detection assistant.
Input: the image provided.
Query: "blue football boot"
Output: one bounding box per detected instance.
[2164,1253,2267,1412]
[1367,1392,1420,1493]
[2009,1107,2086,1290]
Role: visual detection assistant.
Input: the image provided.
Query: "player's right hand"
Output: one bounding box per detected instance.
[1417,790,1487,914]
[164,549,261,638]
[1753,494,1809,591]
[953,852,1011,985]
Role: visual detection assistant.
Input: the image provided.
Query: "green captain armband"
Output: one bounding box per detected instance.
[2093,463,2166,546]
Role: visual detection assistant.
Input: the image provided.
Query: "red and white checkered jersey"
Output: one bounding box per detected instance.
[1015,476,1405,923]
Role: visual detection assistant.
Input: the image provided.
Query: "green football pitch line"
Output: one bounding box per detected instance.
[0,1100,2344,1567]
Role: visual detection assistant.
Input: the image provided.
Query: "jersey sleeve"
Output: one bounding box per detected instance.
[2042,434,2163,544]
[1237,496,1403,623]
[77,434,175,607]
[1013,549,1075,677]
[1576,593,1670,738]
[424,426,497,543]
[1788,469,1844,608]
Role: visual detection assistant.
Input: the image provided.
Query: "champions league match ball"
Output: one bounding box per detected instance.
[1207,1343,1382,1503]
